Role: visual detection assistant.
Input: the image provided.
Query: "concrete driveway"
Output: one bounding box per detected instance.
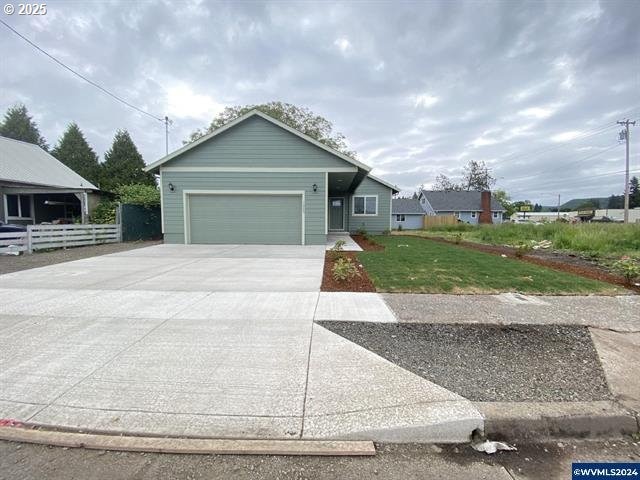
[0,244,481,442]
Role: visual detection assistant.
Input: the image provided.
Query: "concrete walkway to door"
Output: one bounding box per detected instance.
[0,244,481,442]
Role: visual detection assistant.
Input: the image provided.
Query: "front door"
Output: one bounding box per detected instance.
[329,197,344,231]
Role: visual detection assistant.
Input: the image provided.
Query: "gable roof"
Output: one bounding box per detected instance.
[367,173,400,194]
[144,109,371,173]
[0,136,97,190]
[392,198,424,214]
[419,190,505,211]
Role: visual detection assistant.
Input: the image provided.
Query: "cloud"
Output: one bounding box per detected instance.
[166,83,224,121]
[0,0,637,204]
[414,93,439,108]
[551,131,582,142]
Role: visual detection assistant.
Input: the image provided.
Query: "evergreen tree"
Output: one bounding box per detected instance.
[100,130,155,192]
[608,194,624,209]
[630,176,639,209]
[52,123,101,186]
[0,104,48,150]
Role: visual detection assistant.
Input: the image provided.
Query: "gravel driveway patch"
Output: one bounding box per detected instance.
[317,322,612,402]
[0,241,161,275]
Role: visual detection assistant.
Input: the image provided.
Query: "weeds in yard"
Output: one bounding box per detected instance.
[611,257,640,284]
[332,257,361,282]
[329,239,346,260]
[514,242,533,258]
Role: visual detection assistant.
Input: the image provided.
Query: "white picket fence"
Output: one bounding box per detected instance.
[0,224,121,255]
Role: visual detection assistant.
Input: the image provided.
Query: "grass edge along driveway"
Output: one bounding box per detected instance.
[358,236,621,294]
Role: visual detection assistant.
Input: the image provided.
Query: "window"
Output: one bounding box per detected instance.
[453,211,460,218]
[396,214,405,222]
[493,212,499,219]
[5,194,32,219]
[471,211,477,218]
[353,195,377,215]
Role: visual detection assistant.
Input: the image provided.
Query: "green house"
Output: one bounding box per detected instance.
[145,110,398,245]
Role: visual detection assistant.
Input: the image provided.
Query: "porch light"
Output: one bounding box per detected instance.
[168,182,175,192]
[312,183,318,193]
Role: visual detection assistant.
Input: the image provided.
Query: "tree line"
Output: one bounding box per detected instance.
[0,104,155,192]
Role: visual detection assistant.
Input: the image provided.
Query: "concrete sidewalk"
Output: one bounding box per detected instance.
[383,293,640,332]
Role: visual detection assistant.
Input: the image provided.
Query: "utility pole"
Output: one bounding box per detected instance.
[164,116,170,156]
[618,119,636,224]
[557,194,560,220]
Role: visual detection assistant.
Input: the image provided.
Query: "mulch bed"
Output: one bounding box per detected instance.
[422,235,639,294]
[351,234,385,251]
[321,252,376,292]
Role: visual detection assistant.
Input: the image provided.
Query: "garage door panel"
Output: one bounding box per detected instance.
[189,194,302,245]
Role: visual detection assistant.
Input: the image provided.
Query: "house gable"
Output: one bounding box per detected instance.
[147,111,368,173]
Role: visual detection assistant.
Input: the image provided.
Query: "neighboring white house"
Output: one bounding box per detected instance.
[0,136,98,225]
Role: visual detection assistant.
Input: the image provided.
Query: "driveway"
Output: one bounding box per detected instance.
[0,244,481,442]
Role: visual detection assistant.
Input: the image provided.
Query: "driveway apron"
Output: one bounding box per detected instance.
[0,244,482,441]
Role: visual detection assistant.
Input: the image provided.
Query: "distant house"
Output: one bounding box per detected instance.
[391,190,505,229]
[391,198,425,229]
[418,190,505,225]
[0,136,98,225]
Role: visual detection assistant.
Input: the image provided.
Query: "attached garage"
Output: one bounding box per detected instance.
[185,191,304,245]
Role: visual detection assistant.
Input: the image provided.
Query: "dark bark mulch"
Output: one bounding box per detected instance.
[321,252,376,292]
[351,234,384,251]
[422,235,639,294]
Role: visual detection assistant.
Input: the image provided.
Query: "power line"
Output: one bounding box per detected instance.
[0,19,164,123]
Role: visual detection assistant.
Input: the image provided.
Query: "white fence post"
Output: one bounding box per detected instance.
[26,225,33,254]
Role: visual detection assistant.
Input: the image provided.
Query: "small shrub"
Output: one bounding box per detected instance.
[514,242,533,258]
[332,257,361,282]
[329,239,346,260]
[453,232,463,244]
[356,225,368,237]
[397,224,403,232]
[612,256,640,284]
[92,200,117,224]
[382,229,391,235]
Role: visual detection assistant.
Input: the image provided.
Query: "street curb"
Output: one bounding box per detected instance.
[0,426,376,456]
[475,401,639,442]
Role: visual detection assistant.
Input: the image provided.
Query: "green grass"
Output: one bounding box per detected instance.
[398,223,640,260]
[358,235,620,294]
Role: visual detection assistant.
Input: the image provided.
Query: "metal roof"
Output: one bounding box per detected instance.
[420,190,505,211]
[392,198,424,214]
[0,136,97,190]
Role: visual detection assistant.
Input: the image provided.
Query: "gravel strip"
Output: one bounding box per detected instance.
[318,322,612,402]
[0,241,161,275]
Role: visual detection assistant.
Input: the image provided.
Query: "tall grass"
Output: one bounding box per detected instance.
[467,223,640,258]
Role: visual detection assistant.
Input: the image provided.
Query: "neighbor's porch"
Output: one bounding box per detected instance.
[1,184,93,225]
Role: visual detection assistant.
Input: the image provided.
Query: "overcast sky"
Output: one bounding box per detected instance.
[1,0,639,204]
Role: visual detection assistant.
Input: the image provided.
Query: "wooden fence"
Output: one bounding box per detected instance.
[423,215,459,228]
[0,224,120,255]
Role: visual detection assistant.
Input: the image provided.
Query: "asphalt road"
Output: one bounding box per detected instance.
[1,439,639,480]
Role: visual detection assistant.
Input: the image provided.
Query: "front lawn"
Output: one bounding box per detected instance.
[358,236,621,294]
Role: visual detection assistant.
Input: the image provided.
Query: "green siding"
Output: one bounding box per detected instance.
[348,176,392,234]
[162,171,326,245]
[162,116,350,169]
[189,194,302,244]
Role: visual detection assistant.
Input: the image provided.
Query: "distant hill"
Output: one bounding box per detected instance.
[559,197,610,210]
